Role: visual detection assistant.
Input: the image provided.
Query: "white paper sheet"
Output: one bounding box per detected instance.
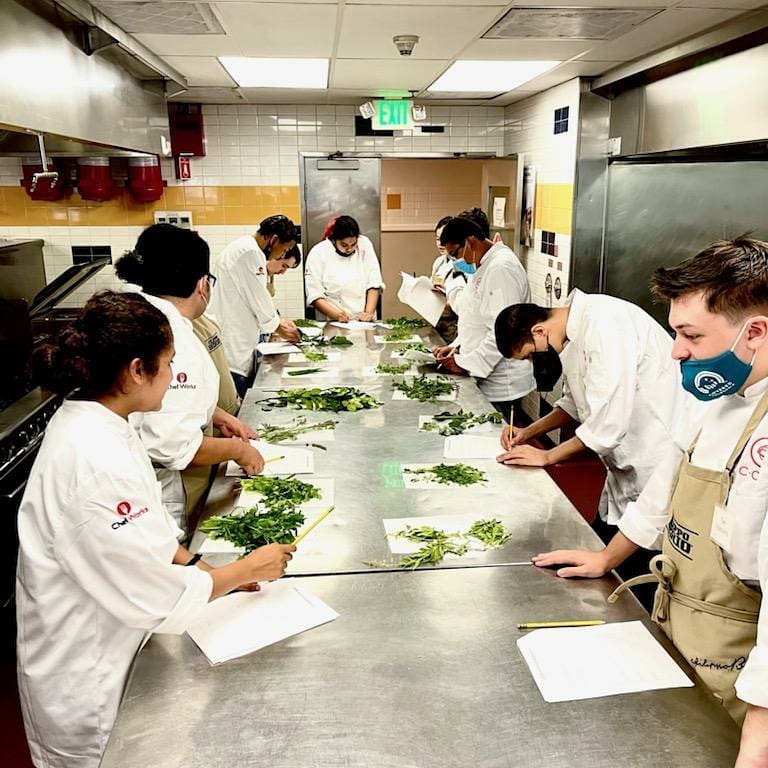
[297,326,324,338]
[400,462,486,489]
[286,351,341,364]
[198,536,245,554]
[329,321,377,330]
[186,582,339,665]
[392,389,457,402]
[256,341,300,355]
[391,348,435,363]
[418,415,496,434]
[383,513,509,554]
[517,620,694,703]
[443,434,503,459]
[374,333,423,344]
[396,271,446,327]
[225,441,315,477]
[492,196,506,228]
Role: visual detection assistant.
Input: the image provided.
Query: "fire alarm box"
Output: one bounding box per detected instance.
[168,103,206,157]
[176,156,192,180]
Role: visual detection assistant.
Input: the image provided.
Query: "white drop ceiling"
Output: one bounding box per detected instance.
[86,0,767,104]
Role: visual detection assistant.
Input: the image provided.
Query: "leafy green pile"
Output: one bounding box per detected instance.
[421,409,503,436]
[397,526,469,569]
[257,416,337,443]
[259,386,382,412]
[199,508,305,553]
[467,519,512,548]
[384,327,416,342]
[392,374,457,403]
[286,368,324,377]
[375,361,412,375]
[240,475,321,514]
[294,318,319,328]
[395,342,432,355]
[403,463,486,486]
[385,317,428,329]
[301,349,328,362]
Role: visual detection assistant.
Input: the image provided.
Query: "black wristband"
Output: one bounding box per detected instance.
[186,553,203,567]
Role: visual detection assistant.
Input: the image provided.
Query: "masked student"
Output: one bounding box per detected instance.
[16,291,295,768]
[304,215,384,322]
[432,217,534,424]
[209,215,301,397]
[533,237,768,764]
[115,224,265,534]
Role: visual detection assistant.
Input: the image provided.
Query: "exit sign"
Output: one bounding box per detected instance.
[372,100,413,131]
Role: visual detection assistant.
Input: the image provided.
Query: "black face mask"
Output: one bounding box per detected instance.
[531,345,562,392]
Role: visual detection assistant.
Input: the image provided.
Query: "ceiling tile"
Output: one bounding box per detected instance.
[337,5,506,59]
[332,59,449,90]
[162,56,237,86]
[674,0,767,7]
[346,0,506,5]
[506,0,668,6]
[460,38,598,60]
[214,3,337,57]
[578,7,741,60]
[134,33,242,56]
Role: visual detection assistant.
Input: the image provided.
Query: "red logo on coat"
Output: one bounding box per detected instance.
[176,372,188,383]
[750,437,768,469]
[116,501,132,517]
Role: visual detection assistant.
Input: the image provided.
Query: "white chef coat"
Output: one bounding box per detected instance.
[444,270,468,316]
[555,289,695,524]
[208,233,280,377]
[129,293,219,528]
[619,376,768,708]
[453,242,534,402]
[16,400,212,768]
[304,236,384,319]
[431,253,453,285]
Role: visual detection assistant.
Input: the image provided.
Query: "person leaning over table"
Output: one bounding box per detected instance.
[16,291,295,768]
[208,215,301,397]
[532,236,768,768]
[432,216,534,425]
[492,288,701,609]
[304,214,384,322]
[115,224,264,535]
[430,215,459,342]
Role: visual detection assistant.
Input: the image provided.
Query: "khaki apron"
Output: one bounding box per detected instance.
[610,393,766,723]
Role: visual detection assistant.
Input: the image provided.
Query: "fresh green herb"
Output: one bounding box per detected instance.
[329,335,353,346]
[403,463,486,486]
[239,475,321,514]
[287,368,324,377]
[394,525,468,569]
[384,327,416,342]
[294,318,319,328]
[392,374,457,403]
[375,362,412,375]
[259,386,382,412]
[467,519,512,548]
[301,349,328,362]
[385,317,428,329]
[256,416,337,443]
[395,342,431,355]
[199,508,305,552]
[299,334,353,354]
[421,409,503,436]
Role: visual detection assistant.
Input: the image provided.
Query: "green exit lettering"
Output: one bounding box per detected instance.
[373,100,413,130]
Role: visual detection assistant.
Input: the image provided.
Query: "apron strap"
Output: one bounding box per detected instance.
[725,390,768,471]
[606,554,676,614]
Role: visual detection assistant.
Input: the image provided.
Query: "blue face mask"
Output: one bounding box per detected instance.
[453,258,476,276]
[680,321,756,401]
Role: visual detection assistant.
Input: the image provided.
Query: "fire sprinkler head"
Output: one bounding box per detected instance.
[393,35,419,56]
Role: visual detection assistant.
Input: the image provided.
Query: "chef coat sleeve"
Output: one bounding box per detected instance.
[572,319,640,456]
[362,240,385,291]
[304,246,326,307]
[735,468,768,707]
[233,254,280,334]
[55,472,212,634]
[454,261,526,379]
[555,377,579,420]
[133,407,205,471]
[445,272,467,315]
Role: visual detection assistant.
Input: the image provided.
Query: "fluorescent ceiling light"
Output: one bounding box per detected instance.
[219,57,329,89]
[427,60,560,93]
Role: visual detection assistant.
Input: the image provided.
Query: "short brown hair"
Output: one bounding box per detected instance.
[650,235,768,321]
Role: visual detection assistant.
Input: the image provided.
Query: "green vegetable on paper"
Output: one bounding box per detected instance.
[394,525,468,569]
[239,475,321,515]
[301,349,328,362]
[259,386,382,413]
[395,342,431,355]
[385,317,428,329]
[287,368,324,377]
[403,463,486,486]
[392,374,457,403]
[384,327,416,342]
[294,318,319,328]
[421,409,503,436]
[467,519,512,548]
[256,416,337,443]
[199,508,305,553]
[375,362,412,375]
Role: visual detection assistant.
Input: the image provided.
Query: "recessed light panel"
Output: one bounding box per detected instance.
[218,58,329,89]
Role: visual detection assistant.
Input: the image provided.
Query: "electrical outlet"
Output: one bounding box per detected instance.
[154,211,193,229]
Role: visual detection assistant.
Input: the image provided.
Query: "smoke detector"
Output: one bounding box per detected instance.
[393,35,419,56]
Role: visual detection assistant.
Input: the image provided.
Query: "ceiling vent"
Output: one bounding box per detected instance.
[483,8,660,40]
[92,2,225,35]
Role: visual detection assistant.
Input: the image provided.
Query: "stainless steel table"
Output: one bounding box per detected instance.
[191,327,601,573]
[102,566,739,768]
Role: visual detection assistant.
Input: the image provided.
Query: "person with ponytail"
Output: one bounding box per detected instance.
[115,224,265,532]
[304,214,384,322]
[16,291,295,768]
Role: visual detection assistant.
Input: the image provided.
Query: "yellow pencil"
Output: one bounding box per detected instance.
[517,620,606,630]
[293,506,335,544]
[264,455,285,465]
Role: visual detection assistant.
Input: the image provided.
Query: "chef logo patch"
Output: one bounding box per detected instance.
[116,501,131,517]
[206,333,222,353]
[666,515,697,560]
[750,437,768,468]
[169,371,197,391]
[111,502,150,529]
[176,372,188,383]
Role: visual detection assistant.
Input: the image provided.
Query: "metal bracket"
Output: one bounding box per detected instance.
[28,133,58,193]
[81,25,117,56]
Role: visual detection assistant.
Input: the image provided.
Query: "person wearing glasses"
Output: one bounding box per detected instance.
[432,217,534,424]
[209,215,301,397]
[304,215,384,322]
[115,224,265,535]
